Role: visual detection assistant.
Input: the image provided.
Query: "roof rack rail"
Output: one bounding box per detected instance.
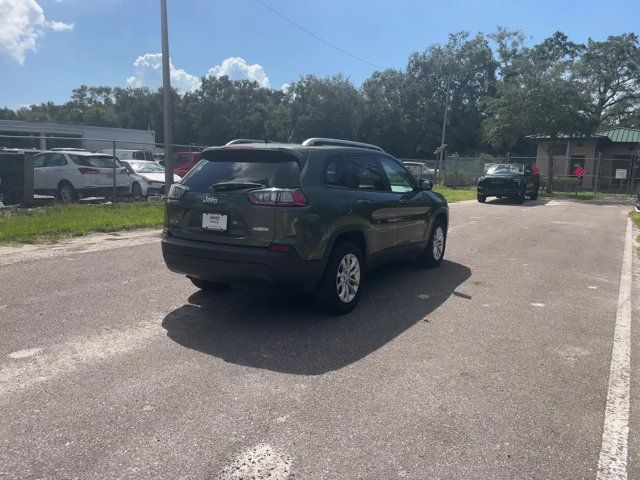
[225,139,272,145]
[49,147,88,152]
[301,138,385,152]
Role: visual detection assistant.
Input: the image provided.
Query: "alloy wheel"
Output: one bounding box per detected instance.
[336,253,360,303]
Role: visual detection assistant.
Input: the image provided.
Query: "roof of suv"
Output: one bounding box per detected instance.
[44,150,112,157]
[202,138,386,157]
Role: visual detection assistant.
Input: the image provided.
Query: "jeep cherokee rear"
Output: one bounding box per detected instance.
[161,138,449,314]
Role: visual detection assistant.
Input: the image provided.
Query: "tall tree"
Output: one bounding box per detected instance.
[573,34,640,127]
[485,31,593,190]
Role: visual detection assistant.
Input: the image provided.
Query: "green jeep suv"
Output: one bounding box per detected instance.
[161,138,449,314]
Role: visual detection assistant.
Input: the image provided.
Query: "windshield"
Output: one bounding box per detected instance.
[130,162,164,174]
[486,164,525,175]
[70,154,120,168]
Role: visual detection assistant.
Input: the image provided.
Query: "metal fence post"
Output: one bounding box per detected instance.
[112,140,117,204]
[22,153,34,206]
[627,157,635,196]
[595,152,602,194]
[453,155,459,189]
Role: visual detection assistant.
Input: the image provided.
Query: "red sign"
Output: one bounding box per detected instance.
[574,167,585,177]
[532,165,539,175]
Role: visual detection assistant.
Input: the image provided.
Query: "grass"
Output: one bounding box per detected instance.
[630,211,640,244]
[432,185,477,203]
[0,202,164,244]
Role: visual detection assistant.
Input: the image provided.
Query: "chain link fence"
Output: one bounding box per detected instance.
[3,134,637,207]
[0,134,206,206]
[401,154,639,195]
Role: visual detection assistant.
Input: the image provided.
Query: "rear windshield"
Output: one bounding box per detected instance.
[183,150,300,192]
[70,154,120,168]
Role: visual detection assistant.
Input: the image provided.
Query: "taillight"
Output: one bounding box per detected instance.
[167,183,188,200]
[248,188,307,207]
[78,167,100,174]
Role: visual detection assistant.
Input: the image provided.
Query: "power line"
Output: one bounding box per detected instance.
[254,0,382,69]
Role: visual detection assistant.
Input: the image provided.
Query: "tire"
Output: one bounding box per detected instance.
[131,182,143,201]
[477,194,486,203]
[189,277,230,292]
[57,181,77,204]
[530,186,539,200]
[418,220,446,268]
[313,241,363,315]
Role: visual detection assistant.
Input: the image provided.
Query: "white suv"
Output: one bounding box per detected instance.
[33,151,130,203]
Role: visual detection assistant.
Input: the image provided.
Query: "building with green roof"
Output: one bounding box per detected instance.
[533,127,640,191]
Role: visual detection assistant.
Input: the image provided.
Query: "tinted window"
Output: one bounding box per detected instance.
[131,151,152,161]
[33,154,46,168]
[44,153,67,167]
[324,155,385,190]
[183,153,300,192]
[379,157,416,193]
[70,154,120,168]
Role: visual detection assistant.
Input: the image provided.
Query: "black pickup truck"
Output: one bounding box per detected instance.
[477,163,540,204]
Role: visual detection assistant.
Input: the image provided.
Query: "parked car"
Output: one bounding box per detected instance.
[403,161,436,181]
[120,160,181,200]
[101,149,155,162]
[635,185,640,212]
[162,137,449,314]
[161,151,201,178]
[33,150,129,203]
[476,163,540,204]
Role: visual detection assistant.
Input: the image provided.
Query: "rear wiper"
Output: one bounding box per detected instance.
[209,181,264,191]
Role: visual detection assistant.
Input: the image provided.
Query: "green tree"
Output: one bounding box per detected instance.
[485,31,593,191]
[573,34,640,127]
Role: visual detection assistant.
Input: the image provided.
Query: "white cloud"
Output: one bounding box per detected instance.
[47,20,74,32]
[126,53,201,93]
[207,57,270,88]
[0,0,73,65]
[125,55,272,93]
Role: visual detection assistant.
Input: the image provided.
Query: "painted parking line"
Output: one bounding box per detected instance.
[596,218,633,480]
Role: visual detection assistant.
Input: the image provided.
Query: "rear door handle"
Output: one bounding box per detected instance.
[357,199,371,206]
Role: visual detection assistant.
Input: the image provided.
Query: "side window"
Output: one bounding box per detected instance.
[49,153,67,167]
[379,157,416,193]
[33,154,47,168]
[324,155,385,191]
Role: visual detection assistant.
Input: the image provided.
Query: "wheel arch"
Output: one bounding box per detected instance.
[325,228,368,264]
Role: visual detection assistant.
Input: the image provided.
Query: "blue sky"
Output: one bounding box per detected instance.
[1,0,639,108]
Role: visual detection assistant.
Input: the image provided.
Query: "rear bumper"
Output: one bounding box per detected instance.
[161,234,324,291]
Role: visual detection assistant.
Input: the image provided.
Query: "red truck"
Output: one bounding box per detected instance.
[163,152,201,178]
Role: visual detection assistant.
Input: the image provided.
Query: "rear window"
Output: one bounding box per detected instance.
[133,151,153,161]
[70,155,120,168]
[183,149,300,192]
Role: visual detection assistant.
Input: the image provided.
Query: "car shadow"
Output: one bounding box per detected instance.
[485,197,549,207]
[161,259,471,375]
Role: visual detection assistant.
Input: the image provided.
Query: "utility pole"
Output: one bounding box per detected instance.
[161,0,173,194]
[437,75,451,180]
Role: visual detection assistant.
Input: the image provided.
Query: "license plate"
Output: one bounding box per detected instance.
[202,213,228,231]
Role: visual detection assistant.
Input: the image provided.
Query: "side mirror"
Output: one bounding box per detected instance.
[420,179,433,191]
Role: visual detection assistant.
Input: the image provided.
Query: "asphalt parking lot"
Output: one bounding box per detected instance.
[0,198,637,479]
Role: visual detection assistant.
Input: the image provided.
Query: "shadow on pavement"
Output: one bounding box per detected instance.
[484,198,549,207]
[162,259,471,375]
